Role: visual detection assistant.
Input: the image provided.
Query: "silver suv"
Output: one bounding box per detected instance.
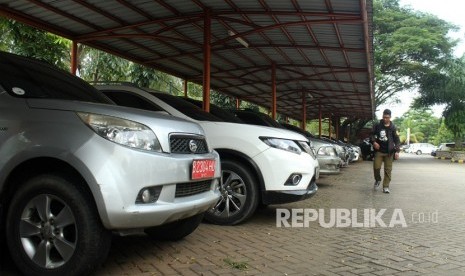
[0,52,221,276]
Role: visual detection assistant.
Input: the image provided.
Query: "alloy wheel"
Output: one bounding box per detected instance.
[19,194,77,269]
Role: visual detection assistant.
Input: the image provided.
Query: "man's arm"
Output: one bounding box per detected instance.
[393,126,401,153]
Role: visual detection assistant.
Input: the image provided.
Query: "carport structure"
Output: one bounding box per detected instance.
[0,0,374,130]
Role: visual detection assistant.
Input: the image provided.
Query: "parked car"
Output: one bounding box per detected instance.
[95,83,319,225]
[280,123,341,175]
[406,143,437,155]
[186,101,330,175]
[434,142,465,155]
[320,136,351,167]
[0,52,221,276]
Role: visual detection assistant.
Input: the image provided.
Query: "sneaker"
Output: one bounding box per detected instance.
[383,188,390,194]
[374,181,380,188]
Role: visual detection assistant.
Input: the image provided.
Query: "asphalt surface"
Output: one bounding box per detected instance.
[2,153,465,275]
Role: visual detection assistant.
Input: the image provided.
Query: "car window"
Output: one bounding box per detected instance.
[151,93,223,122]
[234,111,283,128]
[101,90,165,112]
[0,52,112,104]
[182,97,244,123]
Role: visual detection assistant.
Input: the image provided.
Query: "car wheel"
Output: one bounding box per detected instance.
[6,174,112,276]
[144,213,204,241]
[204,159,259,225]
[416,150,422,155]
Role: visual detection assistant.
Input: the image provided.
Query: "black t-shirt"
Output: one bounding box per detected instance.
[376,124,390,153]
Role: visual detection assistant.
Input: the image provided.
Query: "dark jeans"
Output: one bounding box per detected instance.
[373,151,393,188]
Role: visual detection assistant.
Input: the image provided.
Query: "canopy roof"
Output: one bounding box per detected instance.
[0,0,374,120]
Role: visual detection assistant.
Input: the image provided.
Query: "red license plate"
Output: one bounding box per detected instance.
[192,159,216,180]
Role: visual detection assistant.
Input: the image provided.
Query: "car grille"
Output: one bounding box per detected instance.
[175,180,211,198]
[170,135,208,154]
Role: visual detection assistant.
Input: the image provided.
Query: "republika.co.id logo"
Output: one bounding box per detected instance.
[276,208,439,228]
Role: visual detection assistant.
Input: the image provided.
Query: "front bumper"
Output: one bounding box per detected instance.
[262,178,318,205]
[317,156,341,175]
[72,134,222,230]
[252,147,317,192]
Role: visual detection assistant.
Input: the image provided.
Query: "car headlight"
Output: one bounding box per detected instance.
[260,137,302,154]
[318,146,337,156]
[77,112,162,152]
[298,141,317,159]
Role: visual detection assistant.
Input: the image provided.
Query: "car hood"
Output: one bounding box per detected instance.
[195,121,310,158]
[199,121,308,141]
[26,99,207,150]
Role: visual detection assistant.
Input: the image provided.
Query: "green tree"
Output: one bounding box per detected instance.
[433,118,455,145]
[373,0,457,107]
[0,18,70,70]
[394,107,440,144]
[339,0,458,143]
[415,57,465,148]
[78,46,130,82]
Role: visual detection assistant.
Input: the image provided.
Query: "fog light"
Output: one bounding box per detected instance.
[142,189,151,203]
[285,174,302,186]
[136,186,162,204]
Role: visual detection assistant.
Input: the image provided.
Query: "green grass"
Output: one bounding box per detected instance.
[223,258,249,271]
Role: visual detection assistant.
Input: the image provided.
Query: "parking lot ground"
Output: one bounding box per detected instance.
[2,153,465,275]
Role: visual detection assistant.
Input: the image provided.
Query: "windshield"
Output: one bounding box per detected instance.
[151,93,223,121]
[0,52,112,104]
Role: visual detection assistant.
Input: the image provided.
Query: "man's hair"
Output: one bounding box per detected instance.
[383,109,392,116]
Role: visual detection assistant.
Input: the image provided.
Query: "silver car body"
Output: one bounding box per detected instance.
[0,64,221,231]
[309,138,341,175]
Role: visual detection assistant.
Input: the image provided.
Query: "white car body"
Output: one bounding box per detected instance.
[96,84,319,225]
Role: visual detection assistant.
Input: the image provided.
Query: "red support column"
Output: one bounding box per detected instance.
[183,79,188,98]
[202,9,211,112]
[335,117,340,140]
[236,98,240,109]
[271,62,277,120]
[329,113,332,139]
[301,92,306,130]
[71,41,77,75]
[318,101,322,139]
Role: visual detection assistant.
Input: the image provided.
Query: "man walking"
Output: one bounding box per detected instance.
[371,109,401,193]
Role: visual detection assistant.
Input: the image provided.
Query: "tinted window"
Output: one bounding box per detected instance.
[234,111,282,128]
[151,93,223,121]
[183,98,244,123]
[102,90,164,112]
[0,52,111,104]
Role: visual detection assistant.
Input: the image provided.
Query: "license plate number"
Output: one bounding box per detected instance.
[192,159,216,180]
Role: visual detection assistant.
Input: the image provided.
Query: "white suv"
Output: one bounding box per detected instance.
[96,84,319,225]
[0,52,221,276]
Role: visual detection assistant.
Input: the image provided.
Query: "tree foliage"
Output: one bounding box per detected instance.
[0,18,70,70]
[414,57,465,148]
[373,0,457,107]
[338,0,457,143]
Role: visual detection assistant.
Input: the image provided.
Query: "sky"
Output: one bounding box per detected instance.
[376,0,465,119]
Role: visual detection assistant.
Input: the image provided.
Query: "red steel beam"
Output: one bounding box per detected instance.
[71,41,77,75]
[301,92,306,131]
[203,9,211,112]
[271,63,277,120]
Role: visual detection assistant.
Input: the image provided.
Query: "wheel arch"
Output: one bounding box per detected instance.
[0,157,97,228]
[214,149,266,203]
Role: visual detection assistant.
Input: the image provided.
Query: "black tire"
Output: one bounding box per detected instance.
[204,159,259,225]
[416,150,422,155]
[6,174,112,276]
[144,213,204,241]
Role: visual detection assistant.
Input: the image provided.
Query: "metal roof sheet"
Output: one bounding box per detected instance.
[0,0,374,120]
